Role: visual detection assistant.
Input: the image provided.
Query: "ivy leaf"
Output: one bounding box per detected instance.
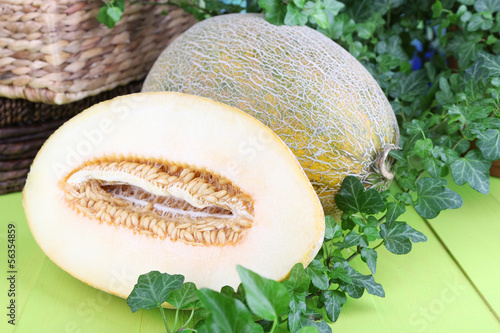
[284,263,311,293]
[431,146,459,164]
[487,34,498,45]
[305,260,329,290]
[258,0,286,25]
[451,150,491,194]
[289,311,332,333]
[432,0,443,18]
[397,70,429,102]
[380,221,427,254]
[375,35,407,60]
[115,0,125,11]
[107,6,122,22]
[127,271,184,312]
[385,201,407,226]
[448,105,467,125]
[365,215,379,228]
[465,59,489,81]
[237,265,290,320]
[289,292,307,313]
[324,215,343,240]
[378,53,401,72]
[166,282,199,310]
[481,117,500,129]
[363,226,381,241]
[343,230,368,248]
[97,5,123,28]
[335,176,364,212]
[298,316,331,333]
[423,155,446,178]
[479,53,500,77]
[475,0,500,12]
[288,311,302,333]
[298,327,320,333]
[335,176,384,214]
[360,248,378,274]
[413,138,433,158]
[360,189,385,214]
[349,215,364,227]
[476,129,500,160]
[468,13,485,31]
[293,0,306,8]
[285,4,308,26]
[328,266,352,283]
[335,262,385,298]
[220,285,237,298]
[341,215,356,230]
[436,77,455,105]
[414,178,463,219]
[395,192,414,205]
[251,323,265,333]
[468,102,495,121]
[320,290,347,322]
[397,169,418,192]
[458,41,481,68]
[404,119,429,136]
[311,5,329,29]
[324,0,345,15]
[319,12,356,39]
[197,288,255,333]
[329,248,348,264]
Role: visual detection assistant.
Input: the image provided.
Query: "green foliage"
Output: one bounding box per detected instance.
[305,259,330,290]
[166,282,199,309]
[98,0,247,27]
[335,176,385,214]
[98,0,125,28]
[451,150,491,194]
[477,129,500,160]
[380,221,427,254]
[236,265,291,321]
[127,271,184,312]
[123,0,500,331]
[284,263,311,293]
[127,271,198,332]
[197,289,256,333]
[360,248,377,273]
[414,178,463,218]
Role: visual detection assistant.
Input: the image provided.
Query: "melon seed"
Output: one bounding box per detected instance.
[62,156,254,246]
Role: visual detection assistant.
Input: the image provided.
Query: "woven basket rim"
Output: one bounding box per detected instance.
[0,2,196,104]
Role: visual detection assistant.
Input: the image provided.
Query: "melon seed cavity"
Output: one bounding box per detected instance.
[60,156,254,246]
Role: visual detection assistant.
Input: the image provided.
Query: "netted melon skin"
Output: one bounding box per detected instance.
[143,13,400,215]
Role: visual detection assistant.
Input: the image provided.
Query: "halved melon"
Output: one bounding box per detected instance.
[23,92,324,301]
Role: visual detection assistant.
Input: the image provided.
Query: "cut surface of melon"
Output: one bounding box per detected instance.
[23,92,324,300]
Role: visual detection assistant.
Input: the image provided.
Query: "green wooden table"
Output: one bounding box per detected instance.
[1,178,499,332]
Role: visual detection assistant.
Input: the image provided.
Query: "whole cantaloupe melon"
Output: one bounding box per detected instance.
[23,92,324,299]
[143,13,400,215]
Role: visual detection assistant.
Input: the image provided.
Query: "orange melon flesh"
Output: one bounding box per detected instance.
[22,92,325,300]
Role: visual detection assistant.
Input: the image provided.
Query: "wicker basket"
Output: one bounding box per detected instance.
[0,80,144,194]
[0,0,196,104]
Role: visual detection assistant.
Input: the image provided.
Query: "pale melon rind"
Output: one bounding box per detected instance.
[22,92,324,301]
[143,13,400,216]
